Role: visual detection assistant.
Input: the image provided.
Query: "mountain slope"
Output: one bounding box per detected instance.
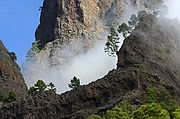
[1,12,180,119]
[0,41,28,98]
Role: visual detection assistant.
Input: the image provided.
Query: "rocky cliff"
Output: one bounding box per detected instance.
[0,41,28,98]
[35,0,126,49]
[35,0,145,54]
[35,0,144,49]
[23,0,146,88]
[1,12,180,119]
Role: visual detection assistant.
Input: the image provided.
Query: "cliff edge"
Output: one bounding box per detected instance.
[0,41,28,98]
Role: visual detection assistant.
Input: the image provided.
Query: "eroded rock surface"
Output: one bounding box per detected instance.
[0,41,28,98]
[35,0,144,49]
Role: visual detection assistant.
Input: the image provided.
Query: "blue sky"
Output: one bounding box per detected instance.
[0,0,43,64]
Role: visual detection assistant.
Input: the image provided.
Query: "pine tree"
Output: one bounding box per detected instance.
[68,76,80,89]
[104,27,120,57]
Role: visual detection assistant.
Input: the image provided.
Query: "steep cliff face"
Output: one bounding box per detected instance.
[1,13,180,119]
[35,0,86,49]
[35,0,143,49]
[0,41,28,97]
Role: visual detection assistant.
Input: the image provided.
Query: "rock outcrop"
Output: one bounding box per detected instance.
[35,0,144,49]
[0,41,28,98]
[1,12,180,119]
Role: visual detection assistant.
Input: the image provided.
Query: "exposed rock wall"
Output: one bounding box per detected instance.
[35,0,143,49]
[0,41,28,98]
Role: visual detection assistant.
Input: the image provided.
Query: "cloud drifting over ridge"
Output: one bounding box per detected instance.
[22,39,117,93]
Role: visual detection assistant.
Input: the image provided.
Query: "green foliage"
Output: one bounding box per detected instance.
[28,80,56,95]
[158,90,178,114]
[34,80,47,92]
[47,82,56,92]
[104,100,134,119]
[87,100,179,119]
[133,103,170,119]
[146,87,158,103]
[0,92,16,103]
[173,108,180,119]
[104,27,120,57]
[68,76,80,89]
[105,106,131,119]
[145,87,179,117]
[28,86,37,95]
[104,14,139,57]
[87,115,103,119]
[6,92,16,102]
[116,100,134,115]
[32,41,40,53]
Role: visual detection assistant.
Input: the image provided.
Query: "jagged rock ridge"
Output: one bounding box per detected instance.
[1,12,180,119]
[0,41,28,98]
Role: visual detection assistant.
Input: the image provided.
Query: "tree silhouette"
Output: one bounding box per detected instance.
[47,82,56,92]
[68,76,80,89]
[104,27,120,57]
[28,80,56,95]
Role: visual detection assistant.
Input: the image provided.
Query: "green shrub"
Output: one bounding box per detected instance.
[146,87,158,103]
[133,103,170,119]
[116,100,134,115]
[158,90,178,115]
[87,115,103,119]
[173,108,180,119]
[105,106,131,119]
[146,87,178,115]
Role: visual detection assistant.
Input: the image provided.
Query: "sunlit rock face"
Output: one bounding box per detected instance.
[35,0,144,49]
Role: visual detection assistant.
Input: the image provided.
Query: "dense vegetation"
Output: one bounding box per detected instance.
[87,87,180,119]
